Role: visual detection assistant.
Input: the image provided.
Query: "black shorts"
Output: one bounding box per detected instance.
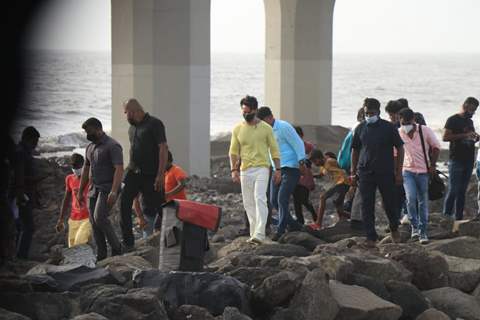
[324,183,349,206]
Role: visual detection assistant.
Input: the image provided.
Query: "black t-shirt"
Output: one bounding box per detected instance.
[352,119,404,175]
[444,114,475,163]
[128,113,167,175]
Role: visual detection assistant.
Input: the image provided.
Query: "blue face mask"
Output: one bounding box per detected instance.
[365,115,379,124]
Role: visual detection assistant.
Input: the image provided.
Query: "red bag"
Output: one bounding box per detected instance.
[163,199,222,232]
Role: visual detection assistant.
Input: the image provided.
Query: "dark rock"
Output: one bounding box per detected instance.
[415,308,450,320]
[344,274,391,301]
[253,271,303,312]
[436,253,480,293]
[329,280,402,320]
[0,276,33,293]
[124,245,159,267]
[380,244,449,290]
[301,254,355,282]
[226,266,280,288]
[456,220,480,238]
[0,307,31,320]
[309,220,365,243]
[171,305,215,320]
[217,237,253,258]
[97,255,153,284]
[423,287,480,320]
[252,243,310,257]
[230,254,284,268]
[0,292,78,320]
[385,280,430,320]
[70,313,110,320]
[474,282,480,303]
[288,268,339,320]
[222,307,253,320]
[346,251,412,283]
[133,270,251,316]
[278,232,326,251]
[424,236,480,259]
[61,244,97,268]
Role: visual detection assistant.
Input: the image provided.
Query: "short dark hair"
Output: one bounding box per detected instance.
[398,108,415,122]
[82,117,103,130]
[240,95,258,110]
[294,126,304,138]
[257,106,273,120]
[414,112,427,126]
[21,126,40,141]
[397,98,409,109]
[464,97,479,107]
[310,149,324,161]
[385,100,403,114]
[168,150,173,163]
[363,98,380,111]
[70,153,84,167]
[324,151,337,160]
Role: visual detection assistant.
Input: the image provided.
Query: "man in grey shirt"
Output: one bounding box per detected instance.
[78,118,123,261]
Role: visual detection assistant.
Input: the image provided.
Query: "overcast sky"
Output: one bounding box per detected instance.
[28,0,480,54]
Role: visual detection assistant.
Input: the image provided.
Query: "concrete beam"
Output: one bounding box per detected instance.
[112,0,211,177]
[264,0,335,126]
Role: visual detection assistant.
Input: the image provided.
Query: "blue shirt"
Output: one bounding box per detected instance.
[271,119,306,168]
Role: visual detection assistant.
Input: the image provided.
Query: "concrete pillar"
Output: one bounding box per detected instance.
[112,0,211,177]
[264,0,335,125]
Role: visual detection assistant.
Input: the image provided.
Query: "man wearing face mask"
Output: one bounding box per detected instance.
[14,126,40,259]
[443,97,480,220]
[78,118,123,261]
[351,98,405,247]
[120,98,168,250]
[398,108,440,244]
[56,153,92,247]
[229,95,281,244]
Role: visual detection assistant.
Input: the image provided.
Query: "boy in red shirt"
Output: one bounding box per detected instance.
[56,153,92,247]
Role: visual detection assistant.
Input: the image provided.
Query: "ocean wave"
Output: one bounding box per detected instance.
[38,131,89,153]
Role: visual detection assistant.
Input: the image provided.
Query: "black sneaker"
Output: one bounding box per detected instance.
[271,233,282,242]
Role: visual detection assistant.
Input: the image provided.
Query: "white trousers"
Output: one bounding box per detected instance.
[240,167,270,240]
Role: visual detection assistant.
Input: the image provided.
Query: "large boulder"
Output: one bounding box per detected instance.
[0,275,33,294]
[329,281,402,320]
[415,308,450,320]
[380,244,449,290]
[0,308,31,320]
[299,254,355,282]
[424,236,480,259]
[217,237,256,258]
[123,245,159,267]
[60,244,97,268]
[385,280,430,320]
[456,220,480,238]
[430,252,480,293]
[287,269,339,320]
[226,266,280,288]
[97,255,153,284]
[133,270,251,316]
[278,232,326,251]
[252,243,310,258]
[343,274,391,301]
[346,251,412,283]
[222,307,253,320]
[308,220,365,243]
[253,271,303,312]
[423,287,480,320]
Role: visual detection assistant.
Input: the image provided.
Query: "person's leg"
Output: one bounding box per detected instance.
[240,169,257,238]
[377,174,399,234]
[95,191,122,256]
[73,218,92,246]
[403,171,419,235]
[293,186,305,225]
[140,174,163,231]
[455,161,474,220]
[416,173,429,238]
[67,218,79,248]
[276,168,301,235]
[334,184,349,220]
[443,160,460,218]
[89,191,107,261]
[314,194,327,228]
[142,214,156,239]
[359,173,378,241]
[16,200,34,259]
[253,167,270,241]
[477,162,480,218]
[120,171,141,248]
[350,187,363,222]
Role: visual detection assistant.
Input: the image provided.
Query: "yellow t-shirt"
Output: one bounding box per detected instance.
[321,158,349,185]
[229,120,280,171]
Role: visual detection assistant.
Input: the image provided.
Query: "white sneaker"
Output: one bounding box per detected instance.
[411,229,420,239]
[419,234,429,244]
[401,215,410,225]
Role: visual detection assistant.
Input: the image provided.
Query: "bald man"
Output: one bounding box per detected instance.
[120,99,168,249]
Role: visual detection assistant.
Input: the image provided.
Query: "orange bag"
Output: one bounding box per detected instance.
[163,199,222,232]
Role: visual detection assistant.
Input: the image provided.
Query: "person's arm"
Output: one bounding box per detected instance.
[395,145,404,183]
[77,163,90,207]
[133,196,147,229]
[154,142,168,192]
[57,184,71,232]
[426,127,441,174]
[267,128,282,185]
[443,128,470,142]
[107,164,124,209]
[229,127,241,183]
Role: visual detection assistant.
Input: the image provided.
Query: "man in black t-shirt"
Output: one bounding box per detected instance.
[443,97,479,220]
[351,98,405,247]
[120,99,168,249]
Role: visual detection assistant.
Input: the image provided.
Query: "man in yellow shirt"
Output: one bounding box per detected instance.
[229,95,281,244]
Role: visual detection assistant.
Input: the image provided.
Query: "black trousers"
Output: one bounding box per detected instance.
[359,172,399,241]
[120,171,164,247]
[293,185,317,224]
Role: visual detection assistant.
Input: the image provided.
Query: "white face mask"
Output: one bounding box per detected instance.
[365,115,379,124]
[402,124,414,134]
[72,168,82,176]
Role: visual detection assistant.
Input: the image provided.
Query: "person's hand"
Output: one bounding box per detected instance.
[137,216,147,230]
[273,170,282,185]
[395,172,403,186]
[154,174,164,192]
[231,170,240,184]
[299,164,306,176]
[107,192,117,210]
[429,165,437,176]
[55,219,65,233]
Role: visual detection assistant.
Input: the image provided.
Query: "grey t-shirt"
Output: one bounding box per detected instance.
[85,134,123,192]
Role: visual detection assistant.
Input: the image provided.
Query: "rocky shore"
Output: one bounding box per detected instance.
[1,125,480,320]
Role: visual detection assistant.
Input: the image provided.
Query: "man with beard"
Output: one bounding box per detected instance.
[78,118,123,261]
[120,98,168,250]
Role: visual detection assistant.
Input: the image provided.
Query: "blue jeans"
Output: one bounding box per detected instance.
[403,171,429,235]
[270,167,302,235]
[443,160,474,220]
